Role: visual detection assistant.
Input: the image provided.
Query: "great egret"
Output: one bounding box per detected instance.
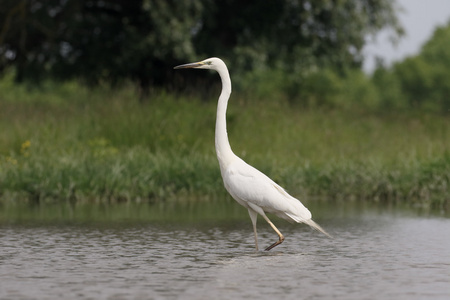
[174,57,330,251]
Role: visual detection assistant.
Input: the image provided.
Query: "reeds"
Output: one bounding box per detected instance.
[1,78,449,208]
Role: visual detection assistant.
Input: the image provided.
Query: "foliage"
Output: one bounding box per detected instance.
[385,20,450,112]
[0,0,402,93]
[0,79,449,208]
[0,0,203,94]
[371,66,406,109]
[195,0,403,73]
[237,20,450,113]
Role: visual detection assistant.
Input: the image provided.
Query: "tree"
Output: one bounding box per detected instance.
[195,0,403,74]
[0,0,202,95]
[0,0,402,97]
[391,20,450,111]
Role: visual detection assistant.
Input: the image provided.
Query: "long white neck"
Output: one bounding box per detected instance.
[215,64,237,170]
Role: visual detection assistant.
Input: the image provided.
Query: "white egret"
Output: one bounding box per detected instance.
[174,57,330,251]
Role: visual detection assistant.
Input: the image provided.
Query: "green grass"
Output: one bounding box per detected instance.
[0,77,449,209]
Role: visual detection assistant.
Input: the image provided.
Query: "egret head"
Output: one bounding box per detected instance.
[174,57,231,93]
[174,57,224,71]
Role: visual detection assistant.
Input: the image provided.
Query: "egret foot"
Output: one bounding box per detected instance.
[264,234,285,251]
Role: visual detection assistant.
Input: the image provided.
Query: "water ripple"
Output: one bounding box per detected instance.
[1,214,449,299]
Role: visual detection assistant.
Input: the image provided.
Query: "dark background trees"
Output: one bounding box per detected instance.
[2,0,450,112]
[0,0,401,95]
[0,0,203,95]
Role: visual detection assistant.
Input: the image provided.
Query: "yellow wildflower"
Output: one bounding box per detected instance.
[6,156,18,165]
[21,140,31,157]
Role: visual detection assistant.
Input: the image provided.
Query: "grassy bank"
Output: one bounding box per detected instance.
[0,78,449,209]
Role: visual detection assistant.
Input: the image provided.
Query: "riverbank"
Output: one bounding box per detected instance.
[1,81,449,209]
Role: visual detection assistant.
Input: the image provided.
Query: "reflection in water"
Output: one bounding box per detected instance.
[0,203,449,299]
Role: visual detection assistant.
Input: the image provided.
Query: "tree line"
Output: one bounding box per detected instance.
[1,1,449,112]
[0,0,401,95]
[373,21,450,112]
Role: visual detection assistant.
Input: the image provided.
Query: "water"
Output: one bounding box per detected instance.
[1,204,449,299]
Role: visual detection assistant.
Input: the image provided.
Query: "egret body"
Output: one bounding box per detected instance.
[174,57,330,251]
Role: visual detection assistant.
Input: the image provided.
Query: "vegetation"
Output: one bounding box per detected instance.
[0,71,448,210]
[239,20,450,114]
[1,3,449,214]
[0,0,401,93]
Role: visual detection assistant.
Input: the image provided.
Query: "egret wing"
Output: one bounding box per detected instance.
[223,158,311,222]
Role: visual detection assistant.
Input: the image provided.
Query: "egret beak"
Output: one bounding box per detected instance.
[173,61,204,69]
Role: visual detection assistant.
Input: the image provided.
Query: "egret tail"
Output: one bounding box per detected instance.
[304,219,332,238]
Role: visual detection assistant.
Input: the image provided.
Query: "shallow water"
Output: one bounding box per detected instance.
[1,204,449,299]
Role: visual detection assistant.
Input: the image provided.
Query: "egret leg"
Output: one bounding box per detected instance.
[260,214,285,251]
[248,209,259,251]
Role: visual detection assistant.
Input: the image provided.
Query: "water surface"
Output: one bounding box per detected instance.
[1,203,449,299]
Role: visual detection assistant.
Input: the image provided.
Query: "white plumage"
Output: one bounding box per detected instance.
[175,57,330,251]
